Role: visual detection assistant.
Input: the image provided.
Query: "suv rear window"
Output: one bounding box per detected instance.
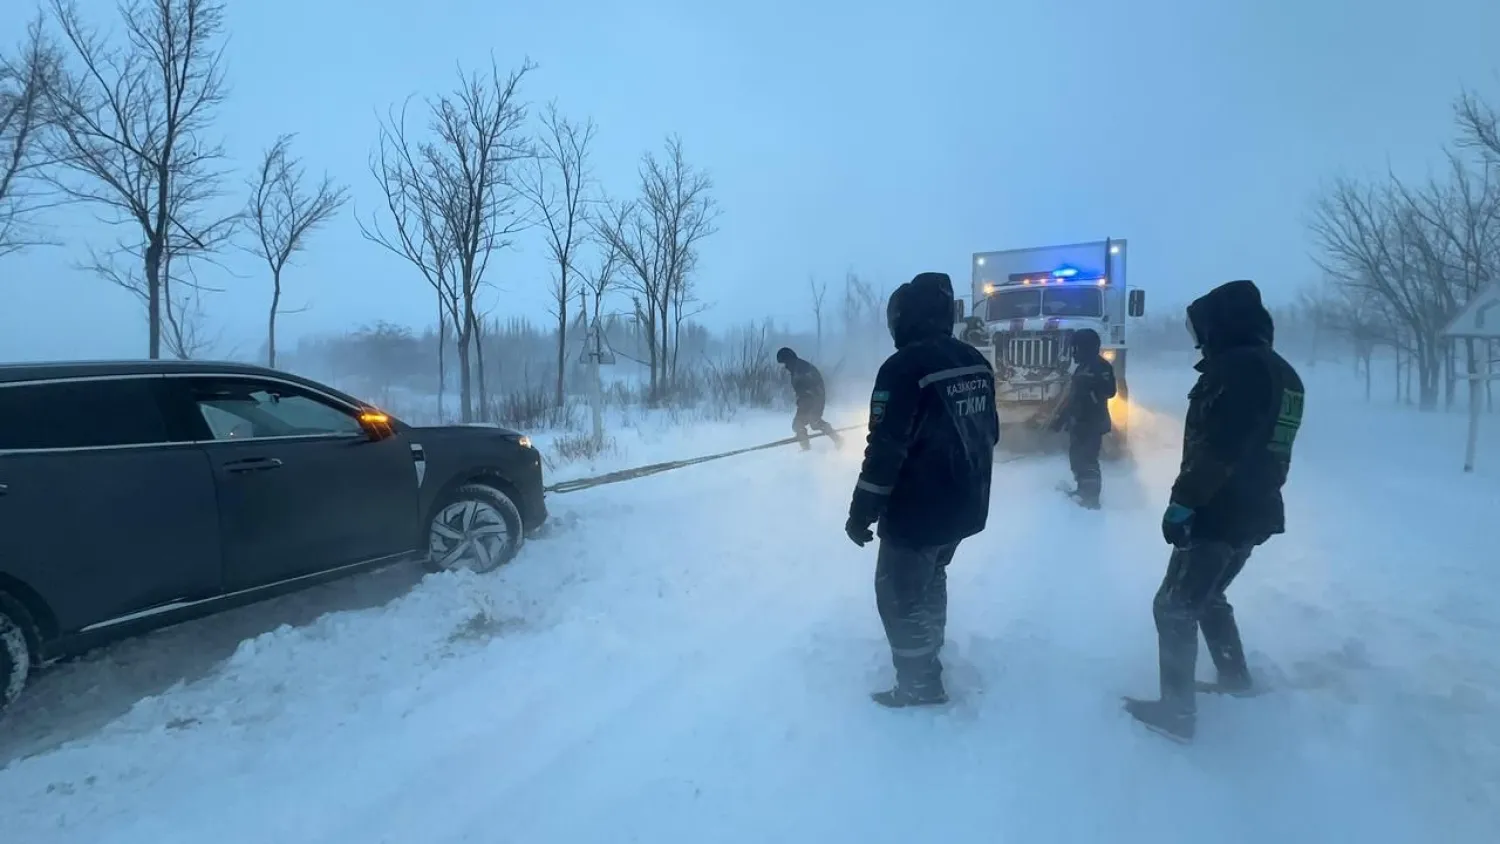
[0,378,171,450]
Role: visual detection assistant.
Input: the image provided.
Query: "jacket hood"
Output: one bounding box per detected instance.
[1071,328,1101,359]
[776,347,797,366]
[1186,279,1274,354]
[887,272,956,348]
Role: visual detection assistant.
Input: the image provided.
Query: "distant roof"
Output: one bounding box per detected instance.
[1443,284,1500,339]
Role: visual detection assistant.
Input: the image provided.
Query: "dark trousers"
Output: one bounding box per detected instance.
[1153,541,1253,713]
[1068,429,1103,504]
[793,400,839,449]
[875,540,958,692]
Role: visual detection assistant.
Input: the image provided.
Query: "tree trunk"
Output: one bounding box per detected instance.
[267,270,282,368]
[457,331,473,423]
[473,315,489,422]
[436,298,448,422]
[1444,341,1455,411]
[1418,335,1440,411]
[658,298,671,401]
[644,308,659,404]
[144,237,163,360]
[555,294,567,408]
[1363,348,1372,401]
[1394,346,1401,404]
[1488,339,1495,413]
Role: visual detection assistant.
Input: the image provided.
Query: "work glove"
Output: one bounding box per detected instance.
[845,515,875,547]
[1161,502,1194,547]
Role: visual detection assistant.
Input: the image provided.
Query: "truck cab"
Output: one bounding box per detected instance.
[954,238,1145,450]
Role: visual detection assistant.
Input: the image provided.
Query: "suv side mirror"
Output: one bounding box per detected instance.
[952,298,965,322]
[357,409,396,441]
[1128,289,1145,318]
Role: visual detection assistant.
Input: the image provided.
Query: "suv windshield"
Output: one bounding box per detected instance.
[983,286,1103,320]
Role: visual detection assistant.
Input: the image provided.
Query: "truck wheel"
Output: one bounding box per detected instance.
[0,594,34,716]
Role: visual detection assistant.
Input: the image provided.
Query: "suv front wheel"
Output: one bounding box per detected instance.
[425,483,525,574]
[0,594,34,716]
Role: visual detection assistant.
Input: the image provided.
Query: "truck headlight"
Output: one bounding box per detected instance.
[1102,349,1117,362]
[517,435,533,449]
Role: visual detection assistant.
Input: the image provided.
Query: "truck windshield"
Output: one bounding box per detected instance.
[983,286,1103,320]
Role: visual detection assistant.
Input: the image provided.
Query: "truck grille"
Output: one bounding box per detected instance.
[995,331,1067,369]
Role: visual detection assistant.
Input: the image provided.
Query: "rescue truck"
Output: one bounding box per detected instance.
[953,237,1145,453]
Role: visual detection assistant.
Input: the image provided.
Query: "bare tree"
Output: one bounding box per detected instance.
[1457,90,1500,163]
[808,273,828,358]
[1305,279,1396,400]
[0,15,60,257]
[519,103,595,407]
[42,0,236,358]
[670,257,709,382]
[361,58,535,422]
[594,135,718,402]
[1309,178,1454,408]
[246,134,349,368]
[580,231,619,328]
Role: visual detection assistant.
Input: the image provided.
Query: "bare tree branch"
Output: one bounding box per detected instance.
[518,101,596,407]
[1307,93,1500,411]
[0,14,63,256]
[593,135,718,402]
[1457,89,1500,163]
[359,56,535,422]
[246,133,349,367]
[808,273,828,357]
[41,0,236,358]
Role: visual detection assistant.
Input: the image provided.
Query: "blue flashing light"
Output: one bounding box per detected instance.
[1052,266,1079,278]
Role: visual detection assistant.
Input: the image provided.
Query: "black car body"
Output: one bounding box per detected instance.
[0,360,547,714]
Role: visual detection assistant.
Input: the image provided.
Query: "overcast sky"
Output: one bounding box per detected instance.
[2,0,1497,360]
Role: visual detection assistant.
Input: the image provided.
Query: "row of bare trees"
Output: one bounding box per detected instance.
[1308,89,1500,410]
[2,0,721,421]
[357,58,720,419]
[1,1,347,361]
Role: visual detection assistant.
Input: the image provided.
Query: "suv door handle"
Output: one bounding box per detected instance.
[223,457,284,474]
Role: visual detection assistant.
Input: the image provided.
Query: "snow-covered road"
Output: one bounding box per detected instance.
[2,360,1497,843]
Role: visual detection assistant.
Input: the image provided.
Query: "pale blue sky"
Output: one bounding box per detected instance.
[2,0,1497,360]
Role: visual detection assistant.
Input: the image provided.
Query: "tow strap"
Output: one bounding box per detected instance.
[543,425,1039,496]
[544,425,864,495]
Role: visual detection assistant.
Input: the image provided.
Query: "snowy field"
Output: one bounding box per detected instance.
[2,357,1498,843]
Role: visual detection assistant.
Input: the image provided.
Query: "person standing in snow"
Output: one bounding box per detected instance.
[1124,279,1305,742]
[1049,328,1116,509]
[776,347,843,450]
[845,271,1000,708]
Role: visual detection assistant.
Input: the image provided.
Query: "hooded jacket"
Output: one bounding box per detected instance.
[777,350,827,408]
[1057,328,1117,435]
[849,272,1000,547]
[1171,279,1305,545]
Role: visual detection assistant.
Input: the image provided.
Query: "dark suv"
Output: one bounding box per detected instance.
[0,360,547,714]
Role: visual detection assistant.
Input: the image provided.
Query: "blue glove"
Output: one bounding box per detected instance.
[1161,503,1194,547]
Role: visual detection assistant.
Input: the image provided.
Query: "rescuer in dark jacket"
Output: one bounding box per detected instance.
[1124,279,1305,742]
[1050,328,1116,509]
[776,347,843,450]
[846,271,1000,708]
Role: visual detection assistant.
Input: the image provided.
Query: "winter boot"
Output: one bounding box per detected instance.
[1062,486,1101,510]
[871,684,949,709]
[1075,477,1102,510]
[1196,678,1261,698]
[1122,697,1195,743]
